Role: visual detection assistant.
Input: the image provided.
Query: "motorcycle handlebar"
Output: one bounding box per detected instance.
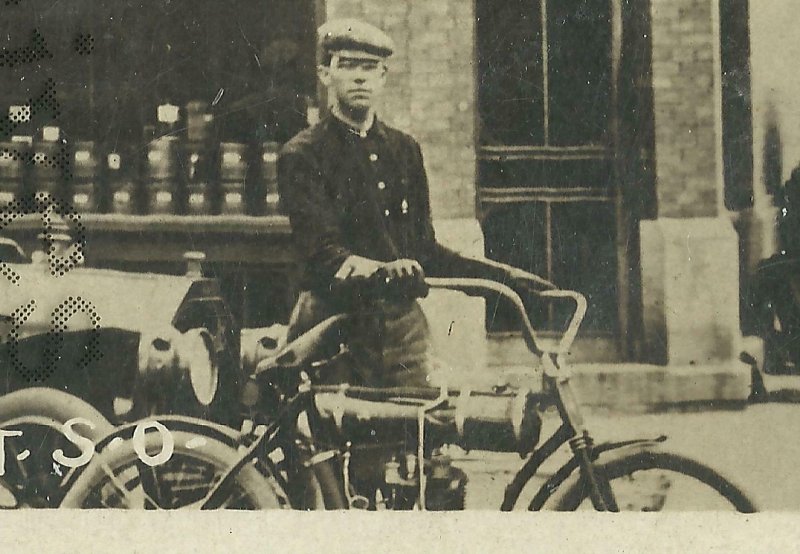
[331,272,587,357]
[256,272,586,382]
[424,277,587,358]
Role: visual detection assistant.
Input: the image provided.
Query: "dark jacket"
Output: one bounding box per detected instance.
[278,115,507,294]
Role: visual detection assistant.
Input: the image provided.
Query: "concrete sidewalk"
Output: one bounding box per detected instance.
[562,362,753,414]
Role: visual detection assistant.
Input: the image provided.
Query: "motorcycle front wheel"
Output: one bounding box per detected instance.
[541,450,757,512]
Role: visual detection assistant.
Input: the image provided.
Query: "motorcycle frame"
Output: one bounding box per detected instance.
[107,278,665,511]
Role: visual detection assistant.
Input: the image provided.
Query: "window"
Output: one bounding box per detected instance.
[476,0,544,145]
[477,0,612,147]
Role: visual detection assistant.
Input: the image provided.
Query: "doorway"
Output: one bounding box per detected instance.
[476,0,656,361]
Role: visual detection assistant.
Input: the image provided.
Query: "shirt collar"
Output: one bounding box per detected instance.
[325,112,388,142]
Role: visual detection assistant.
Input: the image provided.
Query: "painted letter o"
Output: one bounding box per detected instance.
[132,420,174,467]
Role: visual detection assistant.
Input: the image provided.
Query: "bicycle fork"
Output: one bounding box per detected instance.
[546,355,618,512]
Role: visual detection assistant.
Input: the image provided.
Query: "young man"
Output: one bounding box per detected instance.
[278,19,547,388]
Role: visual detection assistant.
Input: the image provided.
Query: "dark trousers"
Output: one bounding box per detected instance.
[286,290,433,387]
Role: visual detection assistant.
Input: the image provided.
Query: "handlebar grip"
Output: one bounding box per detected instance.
[329,270,429,305]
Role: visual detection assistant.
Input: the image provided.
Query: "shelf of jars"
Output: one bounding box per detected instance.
[0,101,301,268]
[0,101,309,328]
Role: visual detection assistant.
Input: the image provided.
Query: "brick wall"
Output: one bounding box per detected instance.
[325,0,476,219]
[650,0,722,217]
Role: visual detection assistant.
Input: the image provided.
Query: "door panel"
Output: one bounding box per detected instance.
[477,0,622,350]
[476,0,545,146]
[547,0,613,146]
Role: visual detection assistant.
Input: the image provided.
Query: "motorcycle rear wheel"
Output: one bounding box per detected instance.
[60,430,286,509]
[0,388,114,508]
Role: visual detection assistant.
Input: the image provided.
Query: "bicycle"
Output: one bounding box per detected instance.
[59,275,758,511]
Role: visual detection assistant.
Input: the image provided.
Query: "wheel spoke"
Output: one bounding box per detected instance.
[140,464,167,509]
[7,442,29,481]
[95,460,162,509]
[198,465,241,509]
[2,421,76,507]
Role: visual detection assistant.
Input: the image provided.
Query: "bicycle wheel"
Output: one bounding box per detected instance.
[542,450,757,512]
[60,431,287,509]
[0,388,114,508]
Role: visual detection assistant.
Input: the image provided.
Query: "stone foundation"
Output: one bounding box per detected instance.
[640,216,741,366]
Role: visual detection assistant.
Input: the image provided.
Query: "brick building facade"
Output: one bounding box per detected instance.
[319,0,772,397]
[1,1,780,402]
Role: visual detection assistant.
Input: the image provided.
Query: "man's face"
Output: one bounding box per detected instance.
[319,51,387,113]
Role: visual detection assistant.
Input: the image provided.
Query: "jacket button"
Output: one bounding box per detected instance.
[377,181,386,190]
[369,153,378,162]
[384,209,390,216]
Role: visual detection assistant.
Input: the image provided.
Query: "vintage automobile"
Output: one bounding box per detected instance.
[0,238,241,424]
[0,225,247,507]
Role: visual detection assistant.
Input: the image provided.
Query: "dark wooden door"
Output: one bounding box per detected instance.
[476,0,655,360]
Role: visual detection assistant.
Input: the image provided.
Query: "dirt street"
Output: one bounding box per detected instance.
[457,401,800,510]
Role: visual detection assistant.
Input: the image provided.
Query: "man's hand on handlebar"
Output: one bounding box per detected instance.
[377,259,428,300]
[334,255,384,280]
[381,258,423,281]
[331,256,429,303]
